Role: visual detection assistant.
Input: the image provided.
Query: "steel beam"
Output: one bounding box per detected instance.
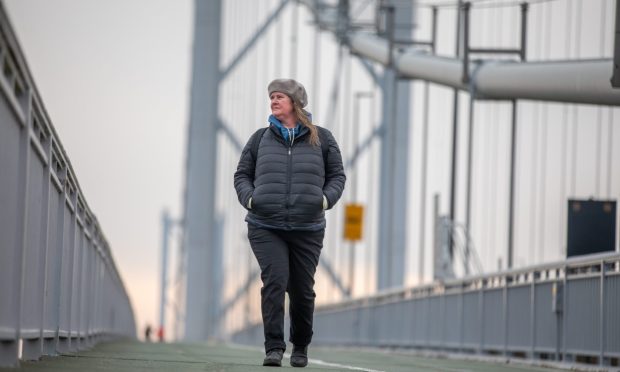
[377,1,413,290]
[218,119,243,152]
[220,270,260,320]
[344,125,381,169]
[319,256,350,298]
[356,56,382,86]
[220,0,289,80]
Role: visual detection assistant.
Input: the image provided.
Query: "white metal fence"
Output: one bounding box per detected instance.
[0,3,135,367]
[232,252,620,367]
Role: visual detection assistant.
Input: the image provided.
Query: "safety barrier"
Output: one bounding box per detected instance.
[232,252,620,367]
[0,3,135,367]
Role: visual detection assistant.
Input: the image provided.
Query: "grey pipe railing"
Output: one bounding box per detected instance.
[0,3,136,367]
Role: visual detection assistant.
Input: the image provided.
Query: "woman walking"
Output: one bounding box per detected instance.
[234,79,346,367]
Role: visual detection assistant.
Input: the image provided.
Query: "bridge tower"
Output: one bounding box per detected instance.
[182,0,222,340]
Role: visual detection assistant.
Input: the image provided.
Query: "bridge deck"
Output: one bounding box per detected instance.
[0,341,565,371]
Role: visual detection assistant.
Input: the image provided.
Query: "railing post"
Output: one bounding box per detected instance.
[39,121,56,357]
[530,272,536,359]
[599,260,606,366]
[503,276,509,357]
[0,87,32,368]
[562,267,568,362]
[459,284,464,352]
[50,164,67,355]
[22,103,53,361]
[478,281,484,354]
[611,0,620,87]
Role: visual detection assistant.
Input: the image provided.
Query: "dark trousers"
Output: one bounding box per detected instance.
[247,225,324,352]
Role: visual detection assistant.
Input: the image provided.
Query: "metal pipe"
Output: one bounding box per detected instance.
[300,0,620,106]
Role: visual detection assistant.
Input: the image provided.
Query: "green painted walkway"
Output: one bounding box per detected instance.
[2,341,566,371]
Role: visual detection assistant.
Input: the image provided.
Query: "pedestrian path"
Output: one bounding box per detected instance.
[1,341,567,371]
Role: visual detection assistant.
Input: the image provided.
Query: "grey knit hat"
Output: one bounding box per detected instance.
[267,78,308,108]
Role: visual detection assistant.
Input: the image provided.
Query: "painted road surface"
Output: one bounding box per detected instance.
[1,341,567,371]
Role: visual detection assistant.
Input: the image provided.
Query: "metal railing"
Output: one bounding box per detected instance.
[232,252,620,367]
[0,3,135,367]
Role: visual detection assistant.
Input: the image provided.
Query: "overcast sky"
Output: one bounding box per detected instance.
[4,0,193,337]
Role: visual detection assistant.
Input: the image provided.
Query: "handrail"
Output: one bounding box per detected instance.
[234,252,620,366]
[315,251,620,312]
[0,2,135,367]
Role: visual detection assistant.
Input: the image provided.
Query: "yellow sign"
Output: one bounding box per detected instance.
[344,204,364,241]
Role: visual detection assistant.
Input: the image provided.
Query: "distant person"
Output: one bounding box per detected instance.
[144,324,152,342]
[234,78,346,367]
[157,326,164,343]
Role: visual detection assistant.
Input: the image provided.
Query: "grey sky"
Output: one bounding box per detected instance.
[4,0,193,335]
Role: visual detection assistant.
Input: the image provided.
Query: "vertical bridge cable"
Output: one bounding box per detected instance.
[342,46,353,294]
[418,5,437,284]
[570,0,582,196]
[538,0,552,264]
[449,0,463,257]
[528,2,541,266]
[367,96,377,295]
[607,109,614,199]
[559,0,573,258]
[489,1,503,268]
[312,25,321,121]
[419,82,431,282]
[596,0,608,197]
[324,45,343,301]
[290,1,299,78]
[275,0,283,76]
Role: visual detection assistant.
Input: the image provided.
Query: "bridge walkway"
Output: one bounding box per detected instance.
[0,341,566,372]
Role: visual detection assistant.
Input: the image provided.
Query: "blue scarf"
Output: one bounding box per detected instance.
[268,114,310,144]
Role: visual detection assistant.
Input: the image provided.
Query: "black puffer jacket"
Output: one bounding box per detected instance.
[234,124,346,231]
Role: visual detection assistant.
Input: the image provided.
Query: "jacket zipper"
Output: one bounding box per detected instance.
[285,128,295,223]
[288,128,295,154]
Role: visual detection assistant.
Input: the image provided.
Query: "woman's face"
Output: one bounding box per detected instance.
[270,92,293,119]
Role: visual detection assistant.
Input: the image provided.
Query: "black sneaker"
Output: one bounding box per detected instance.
[290,345,308,368]
[263,348,284,367]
